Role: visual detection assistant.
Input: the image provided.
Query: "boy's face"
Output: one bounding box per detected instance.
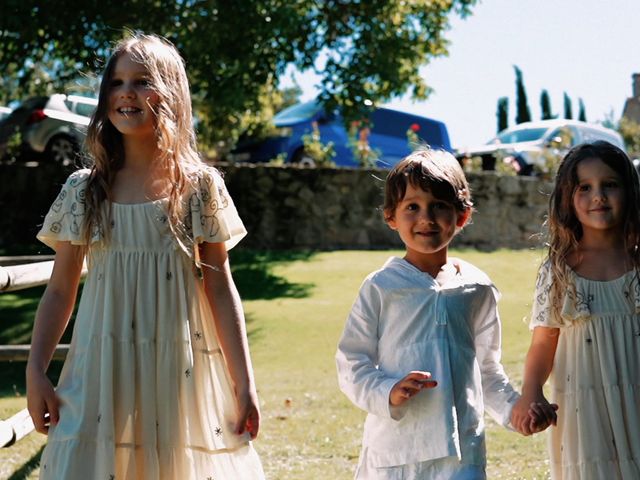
[387,182,468,269]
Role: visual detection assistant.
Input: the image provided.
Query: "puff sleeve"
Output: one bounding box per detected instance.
[37,169,92,250]
[529,261,584,328]
[187,168,247,251]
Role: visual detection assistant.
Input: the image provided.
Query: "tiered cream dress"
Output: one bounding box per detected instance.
[530,262,640,479]
[37,168,265,479]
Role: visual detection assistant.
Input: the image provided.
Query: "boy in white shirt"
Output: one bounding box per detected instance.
[336,149,555,479]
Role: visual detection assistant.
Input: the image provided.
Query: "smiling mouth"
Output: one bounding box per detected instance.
[117,107,143,115]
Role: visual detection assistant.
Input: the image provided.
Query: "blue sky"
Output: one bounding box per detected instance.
[282,0,639,149]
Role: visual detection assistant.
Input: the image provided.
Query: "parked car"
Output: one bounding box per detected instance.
[231,100,451,168]
[0,106,11,121]
[0,94,98,164]
[456,119,625,175]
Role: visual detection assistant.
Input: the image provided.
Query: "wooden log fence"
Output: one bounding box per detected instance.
[0,258,85,448]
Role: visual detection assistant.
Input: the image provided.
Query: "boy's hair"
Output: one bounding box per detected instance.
[383,148,473,221]
[547,140,640,317]
[83,33,203,247]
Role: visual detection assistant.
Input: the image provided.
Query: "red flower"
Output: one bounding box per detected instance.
[410,123,420,132]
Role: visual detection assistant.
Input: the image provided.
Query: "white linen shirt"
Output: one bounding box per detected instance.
[336,257,520,469]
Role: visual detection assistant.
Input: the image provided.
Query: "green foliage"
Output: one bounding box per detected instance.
[347,119,380,167]
[300,121,336,166]
[0,1,478,150]
[514,66,531,124]
[563,92,573,119]
[4,126,23,162]
[578,98,586,122]
[540,89,554,120]
[618,117,640,157]
[267,152,288,166]
[496,96,509,133]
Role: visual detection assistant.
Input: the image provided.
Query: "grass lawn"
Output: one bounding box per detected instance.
[0,248,551,479]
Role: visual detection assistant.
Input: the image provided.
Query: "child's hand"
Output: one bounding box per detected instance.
[235,391,261,440]
[389,371,437,407]
[26,369,60,435]
[511,393,557,436]
[527,400,558,433]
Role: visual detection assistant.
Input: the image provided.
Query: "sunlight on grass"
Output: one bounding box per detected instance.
[0,249,551,479]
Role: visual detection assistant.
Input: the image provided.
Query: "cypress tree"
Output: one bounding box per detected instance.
[578,98,587,121]
[540,89,553,120]
[497,97,509,133]
[564,92,573,119]
[514,66,531,124]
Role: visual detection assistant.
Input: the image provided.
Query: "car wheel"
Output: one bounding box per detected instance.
[291,149,316,167]
[45,135,78,165]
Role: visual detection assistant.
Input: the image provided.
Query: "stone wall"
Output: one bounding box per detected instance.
[0,162,553,251]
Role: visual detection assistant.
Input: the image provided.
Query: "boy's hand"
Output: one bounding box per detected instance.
[389,371,437,407]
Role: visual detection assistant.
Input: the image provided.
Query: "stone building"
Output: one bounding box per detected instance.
[622,73,640,123]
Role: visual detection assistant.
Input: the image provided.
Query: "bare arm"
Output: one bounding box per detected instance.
[199,242,259,439]
[26,241,84,434]
[511,326,560,435]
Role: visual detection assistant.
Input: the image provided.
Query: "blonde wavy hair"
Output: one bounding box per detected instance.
[83,33,204,246]
[546,141,640,318]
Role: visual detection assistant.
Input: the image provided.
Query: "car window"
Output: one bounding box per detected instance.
[494,128,548,143]
[274,101,322,123]
[73,101,97,117]
[547,127,575,148]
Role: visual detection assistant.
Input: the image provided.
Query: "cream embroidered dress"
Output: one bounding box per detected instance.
[36,169,265,480]
[530,262,640,480]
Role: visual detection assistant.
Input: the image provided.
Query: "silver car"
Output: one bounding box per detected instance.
[455,119,626,175]
[0,94,97,164]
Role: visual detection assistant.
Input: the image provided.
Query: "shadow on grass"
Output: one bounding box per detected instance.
[0,361,64,398]
[0,285,75,346]
[230,249,315,300]
[7,444,44,480]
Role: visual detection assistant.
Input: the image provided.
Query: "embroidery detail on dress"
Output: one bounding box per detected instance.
[214,426,223,437]
[47,172,99,242]
[194,331,202,340]
[573,291,593,314]
[184,171,223,242]
[185,369,191,378]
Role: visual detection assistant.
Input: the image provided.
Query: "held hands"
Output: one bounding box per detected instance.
[511,391,558,436]
[389,371,438,407]
[26,369,60,435]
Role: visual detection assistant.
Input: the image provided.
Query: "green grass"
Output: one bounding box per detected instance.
[0,249,551,479]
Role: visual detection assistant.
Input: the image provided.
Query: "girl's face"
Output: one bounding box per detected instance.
[387,182,468,268]
[107,51,160,140]
[572,156,625,236]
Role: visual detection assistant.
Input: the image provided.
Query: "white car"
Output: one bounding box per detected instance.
[0,105,11,121]
[456,119,625,175]
[0,94,97,164]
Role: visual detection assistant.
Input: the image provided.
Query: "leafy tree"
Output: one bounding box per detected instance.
[0,0,478,148]
[496,96,508,133]
[618,117,640,157]
[514,66,531,124]
[540,89,554,120]
[578,98,586,122]
[563,92,573,119]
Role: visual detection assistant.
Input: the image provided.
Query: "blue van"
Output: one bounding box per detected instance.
[231,101,451,168]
